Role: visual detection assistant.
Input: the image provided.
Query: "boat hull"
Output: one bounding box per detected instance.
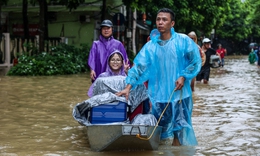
[87,124,162,151]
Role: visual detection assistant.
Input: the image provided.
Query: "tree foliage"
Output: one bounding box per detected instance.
[244,0,260,38]
[217,0,251,42]
[123,0,260,54]
[123,0,231,36]
[57,0,85,11]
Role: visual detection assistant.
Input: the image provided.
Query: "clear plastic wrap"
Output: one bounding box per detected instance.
[131,114,157,126]
[92,76,148,112]
[72,76,150,126]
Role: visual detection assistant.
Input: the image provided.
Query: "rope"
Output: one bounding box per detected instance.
[136,88,182,140]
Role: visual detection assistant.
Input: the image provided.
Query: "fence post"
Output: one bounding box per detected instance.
[0,33,12,75]
[0,35,4,63]
[4,33,11,68]
[35,35,39,49]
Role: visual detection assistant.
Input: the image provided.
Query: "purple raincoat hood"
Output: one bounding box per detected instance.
[87,49,127,97]
[101,50,126,77]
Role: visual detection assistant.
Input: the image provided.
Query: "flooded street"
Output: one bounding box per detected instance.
[0,55,260,156]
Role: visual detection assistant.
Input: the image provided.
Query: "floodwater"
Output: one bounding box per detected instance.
[0,55,260,156]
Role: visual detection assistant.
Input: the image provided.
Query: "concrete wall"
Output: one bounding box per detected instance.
[1,0,125,47]
[5,11,96,47]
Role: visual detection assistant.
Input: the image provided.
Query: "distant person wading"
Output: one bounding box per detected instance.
[196,38,216,84]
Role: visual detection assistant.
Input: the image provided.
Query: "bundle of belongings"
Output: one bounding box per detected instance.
[208,48,221,68]
[210,55,221,68]
[72,76,157,126]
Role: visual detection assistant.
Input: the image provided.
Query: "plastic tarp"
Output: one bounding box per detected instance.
[72,76,152,126]
[92,76,148,112]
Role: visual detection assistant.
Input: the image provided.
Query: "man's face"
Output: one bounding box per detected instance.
[156,12,175,33]
[101,26,113,38]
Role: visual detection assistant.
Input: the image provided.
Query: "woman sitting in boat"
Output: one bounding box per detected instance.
[87,50,128,97]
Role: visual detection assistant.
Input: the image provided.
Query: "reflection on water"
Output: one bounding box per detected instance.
[0,56,260,156]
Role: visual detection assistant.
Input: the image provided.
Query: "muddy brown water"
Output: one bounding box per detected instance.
[0,56,260,156]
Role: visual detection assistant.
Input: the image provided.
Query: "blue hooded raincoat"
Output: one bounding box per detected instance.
[126,28,201,146]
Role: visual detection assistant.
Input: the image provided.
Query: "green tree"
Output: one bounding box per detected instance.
[58,0,85,11]
[245,0,260,40]
[122,0,231,36]
[122,0,175,30]
[217,0,251,42]
[181,0,230,35]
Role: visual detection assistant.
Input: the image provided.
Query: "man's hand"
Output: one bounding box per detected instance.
[115,84,132,100]
[175,76,185,90]
[90,70,96,81]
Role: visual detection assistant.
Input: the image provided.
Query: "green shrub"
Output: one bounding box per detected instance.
[7,43,90,76]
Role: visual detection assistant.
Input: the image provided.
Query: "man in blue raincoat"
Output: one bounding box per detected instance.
[116,8,201,146]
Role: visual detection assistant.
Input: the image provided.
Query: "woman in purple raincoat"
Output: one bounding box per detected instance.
[88,19,129,82]
[88,50,127,97]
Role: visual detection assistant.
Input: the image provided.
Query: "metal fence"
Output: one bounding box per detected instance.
[0,33,63,73]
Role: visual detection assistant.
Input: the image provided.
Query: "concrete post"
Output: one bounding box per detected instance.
[0,33,12,75]
[4,33,11,68]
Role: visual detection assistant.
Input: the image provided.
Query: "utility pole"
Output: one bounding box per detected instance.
[101,0,106,21]
[38,0,48,53]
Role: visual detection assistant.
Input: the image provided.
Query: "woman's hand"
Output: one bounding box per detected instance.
[124,59,130,74]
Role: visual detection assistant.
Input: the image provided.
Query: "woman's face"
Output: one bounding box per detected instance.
[109,53,123,73]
